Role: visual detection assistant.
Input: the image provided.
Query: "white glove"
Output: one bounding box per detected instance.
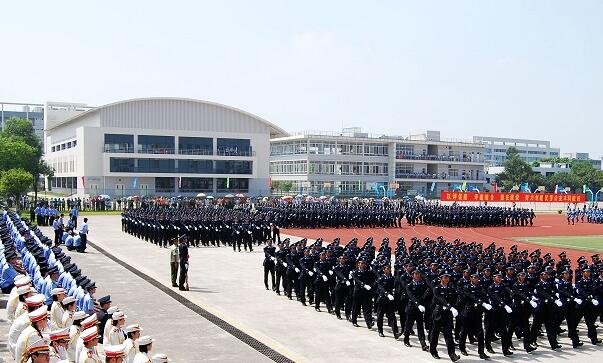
[574,298,583,305]
[308,271,314,277]
[271,257,276,261]
[295,267,300,273]
[322,275,328,282]
[387,294,394,301]
[504,305,513,314]
[345,280,351,286]
[328,270,334,276]
[364,284,372,291]
[451,307,459,317]
[482,303,493,311]
[283,262,288,267]
[530,301,538,308]
[554,299,563,307]
[418,305,426,313]
[592,299,600,306]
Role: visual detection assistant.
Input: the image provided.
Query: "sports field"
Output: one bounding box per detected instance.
[510,235,603,253]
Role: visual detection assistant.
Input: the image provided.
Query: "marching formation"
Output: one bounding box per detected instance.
[262,236,603,361]
[1,207,170,363]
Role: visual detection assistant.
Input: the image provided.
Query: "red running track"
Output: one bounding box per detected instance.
[283,215,603,267]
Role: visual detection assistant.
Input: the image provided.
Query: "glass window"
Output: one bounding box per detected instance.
[110,158,135,172]
[137,158,175,173]
[51,146,56,152]
[216,178,249,192]
[155,177,175,193]
[104,134,134,153]
[138,135,175,154]
[178,159,213,173]
[214,160,252,174]
[180,178,213,192]
[217,138,252,156]
[178,137,213,155]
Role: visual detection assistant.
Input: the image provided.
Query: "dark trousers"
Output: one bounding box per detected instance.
[530,304,559,348]
[485,310,511,352]
[376,299,398,334]
[460,312,485,354]
[509,307,532,349]
[170,261,179,286]
[286,270,299,298]
[275,266,287,293]
[54,229,63,246]
[429,311,456,358]
[179,262,188,288]
[404,308,427,346]
[334,284,352,318]
[78,234,87,252]
[352,292,373,327]
[314,281,332,310]
[263,263,275,289]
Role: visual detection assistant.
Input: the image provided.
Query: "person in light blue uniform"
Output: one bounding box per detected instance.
[1,252,19,293]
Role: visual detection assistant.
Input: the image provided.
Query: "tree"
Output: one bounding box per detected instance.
[0,168,33,210]
[495,147,535,191]
[0,137,37,171]
[0,117,52,203]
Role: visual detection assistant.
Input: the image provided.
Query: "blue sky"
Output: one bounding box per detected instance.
[2,1,602,157]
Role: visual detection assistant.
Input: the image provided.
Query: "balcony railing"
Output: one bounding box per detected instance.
[178,148,213,156]
[104,144,135,153]
[137,146,176,154]
[216,147,255,157]
[395,172,484,180]
[395,153,484,163]
[110,167,252,175]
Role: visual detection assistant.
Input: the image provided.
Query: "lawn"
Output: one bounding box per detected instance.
[511,235,603,253]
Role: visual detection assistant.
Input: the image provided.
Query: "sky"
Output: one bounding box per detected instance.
[1,1,602,157]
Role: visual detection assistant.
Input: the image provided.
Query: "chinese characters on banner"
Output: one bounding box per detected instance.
[440,192,586,203]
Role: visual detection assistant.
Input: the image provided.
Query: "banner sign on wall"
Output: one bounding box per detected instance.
[441,191,586,203]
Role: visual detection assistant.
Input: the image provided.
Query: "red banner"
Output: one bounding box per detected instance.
[441,191,586,203]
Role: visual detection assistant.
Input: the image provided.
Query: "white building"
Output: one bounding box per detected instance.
[562,152,602,170]
[270,129,486,197]
[43,98,287,197]
[473,136,560,166]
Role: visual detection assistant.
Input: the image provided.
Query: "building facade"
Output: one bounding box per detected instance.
[270,129,487,197]
[473,136,560,166]
[562,152,602,170]
[44,98,286,197]
[1,102,45,147]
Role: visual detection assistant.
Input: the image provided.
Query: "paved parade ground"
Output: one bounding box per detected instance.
[11,215,599,362]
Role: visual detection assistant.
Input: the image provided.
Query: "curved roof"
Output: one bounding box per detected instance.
[51,97,288,138]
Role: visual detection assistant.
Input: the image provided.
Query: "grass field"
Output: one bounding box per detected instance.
[511,235,603,253]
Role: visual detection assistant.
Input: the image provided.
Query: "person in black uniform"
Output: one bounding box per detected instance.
[274,241,288,295]
[263,239,276,291]
[530,271,562,350]
[375,265,399,338]
[557,269,583,348]
[485,273,514,356]
[333,255,352,320]
[351,259,375,329]
[178,235,190,291]
[429,272,460,361]
[313,251,333,313]
[403,269,429,350]
[576,268,602,345]
[459,273,490,359]
[509,271,538,352]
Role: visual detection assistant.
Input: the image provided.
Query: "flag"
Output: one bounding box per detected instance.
[178,177,182,188]
[226,177,230,189]
[520,182,530,193]
[469,186,480,192]
[268,177,272,189]
[430,182,436,192]
[554,184,559,194]
[461,181,467,192]
[491,182,498,193]
[81,176,86,189]
[132,177,137,189]
[452,184,462,191]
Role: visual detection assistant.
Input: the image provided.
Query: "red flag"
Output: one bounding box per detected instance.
[269,177,272,189]
[81,176,86,189]
[491,182,498,193]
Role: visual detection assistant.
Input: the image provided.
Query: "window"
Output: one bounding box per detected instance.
[269,161,308,174]
[178,159,213,174]
[138,158,175,173]
[216,178,249,192]
[110,158,135,172]
[104,134,134,153]
[309,162,336,175]
[364,143,388,156]
[270,141,308,155]
[178,137,212,155]
[217,138,252,156]
[138,135,175,154]
[214,160,252,174]
[51,146,56,152]
[180,178,213,192]
[155,177,175,193]
[339,143,363,155]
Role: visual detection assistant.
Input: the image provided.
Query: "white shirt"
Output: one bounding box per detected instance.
[80,223,89,235]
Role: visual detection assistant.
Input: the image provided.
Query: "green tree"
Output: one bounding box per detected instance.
[0,117,52,203]
[0,168,33,210]
[495,147,535,191]
[0,137,37,171]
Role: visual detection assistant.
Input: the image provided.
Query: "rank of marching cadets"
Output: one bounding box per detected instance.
[262,236,603,361]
